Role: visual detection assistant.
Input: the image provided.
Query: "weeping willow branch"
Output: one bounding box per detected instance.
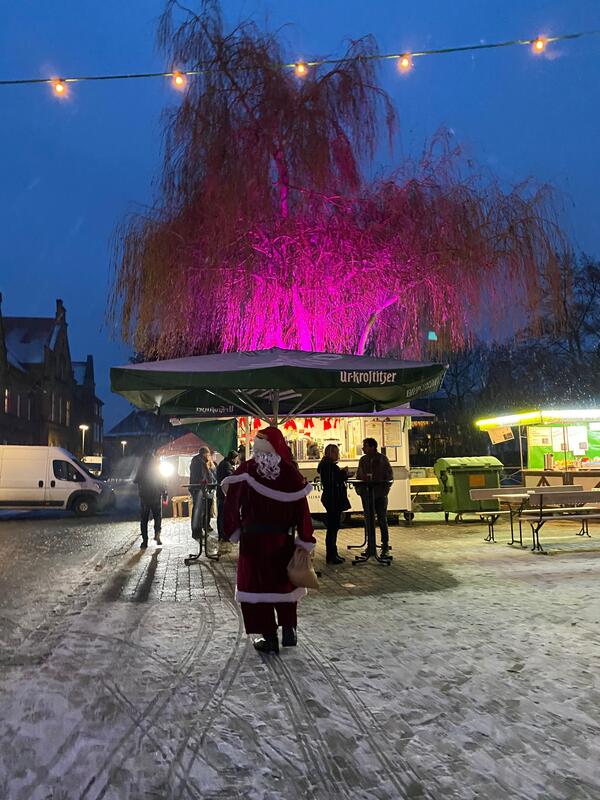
[109,1,567,361]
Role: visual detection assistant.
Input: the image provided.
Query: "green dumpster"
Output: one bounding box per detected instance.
[433,456,503,521]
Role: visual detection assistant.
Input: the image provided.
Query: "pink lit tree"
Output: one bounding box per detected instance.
[110,0,565,359]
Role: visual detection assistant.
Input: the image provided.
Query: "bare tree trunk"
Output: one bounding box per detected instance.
[274,149,289,219]
[356,295,399,354]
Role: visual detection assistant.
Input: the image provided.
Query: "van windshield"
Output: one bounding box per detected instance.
[71,456,98,481]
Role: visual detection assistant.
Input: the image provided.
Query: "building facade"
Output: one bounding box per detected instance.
[0,295,103,455]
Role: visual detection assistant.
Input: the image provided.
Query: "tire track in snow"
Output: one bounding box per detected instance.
[169,588,249,799]
[301,633,428,800]
[82,604,216,800]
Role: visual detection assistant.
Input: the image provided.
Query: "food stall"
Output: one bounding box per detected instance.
[111,348,446,518]
[475,408,600,490]
[238,409,430,516]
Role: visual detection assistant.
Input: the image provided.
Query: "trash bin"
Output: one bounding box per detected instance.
[433,456,503,521]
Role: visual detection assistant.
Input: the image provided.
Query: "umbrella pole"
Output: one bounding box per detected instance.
[272,390,280,427]
[245,417,251,460]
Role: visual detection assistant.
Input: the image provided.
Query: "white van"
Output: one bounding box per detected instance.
[0,446,114,515]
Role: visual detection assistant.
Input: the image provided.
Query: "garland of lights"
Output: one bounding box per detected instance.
[0,29,597,96]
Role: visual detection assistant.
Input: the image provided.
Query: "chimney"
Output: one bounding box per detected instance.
[56,298,66,322]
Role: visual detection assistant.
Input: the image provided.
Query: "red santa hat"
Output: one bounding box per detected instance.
[257,426,293,463]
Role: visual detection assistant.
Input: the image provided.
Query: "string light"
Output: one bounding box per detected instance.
[398,54,413,72]
[172,70,186,88]
[0,29,597,94]
[294,61,308,77]
[52,79,67,96]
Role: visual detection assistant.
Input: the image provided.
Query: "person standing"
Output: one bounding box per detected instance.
[189,446,217,538]
[317,445,352,564]
[222,427,315,654]
[216,449,240,540]
[134,448,166,548]
[356,438,394,553]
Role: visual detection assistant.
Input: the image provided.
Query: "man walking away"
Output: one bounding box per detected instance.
[134,448,166,548]
[356,438,394,553]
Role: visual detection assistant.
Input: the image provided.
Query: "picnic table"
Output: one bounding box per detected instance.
[518,489,600,552]
[471,485,588,548]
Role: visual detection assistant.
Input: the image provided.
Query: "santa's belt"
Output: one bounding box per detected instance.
[242,524,294,535]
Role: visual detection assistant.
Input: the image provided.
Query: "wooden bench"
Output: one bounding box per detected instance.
[518,489,600,552]
[469,487,529,543]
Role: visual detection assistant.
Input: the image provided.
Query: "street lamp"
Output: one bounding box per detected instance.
[79,424,89,456]
[121,440,128,457]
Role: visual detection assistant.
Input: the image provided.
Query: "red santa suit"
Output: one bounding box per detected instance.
[221,427,315,636]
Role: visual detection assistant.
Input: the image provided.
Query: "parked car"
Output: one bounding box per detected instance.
[0,445,114,515]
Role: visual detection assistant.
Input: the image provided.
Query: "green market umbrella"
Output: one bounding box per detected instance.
[111,347,446,422]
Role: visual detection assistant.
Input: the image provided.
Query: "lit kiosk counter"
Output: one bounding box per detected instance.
[475,409,600,490]
[239,410,428,517]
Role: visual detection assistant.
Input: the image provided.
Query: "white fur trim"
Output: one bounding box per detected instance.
[221,473,312,503]
[235,587,307,603]
[294,537,316,553]
[229,529,241,543]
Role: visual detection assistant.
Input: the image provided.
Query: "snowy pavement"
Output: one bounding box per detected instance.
[0,514,599,799]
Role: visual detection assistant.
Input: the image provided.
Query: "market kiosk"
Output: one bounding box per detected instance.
[475,408,600,489]
[237,411,426,516]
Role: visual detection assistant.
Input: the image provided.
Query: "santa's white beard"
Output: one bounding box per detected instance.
[253,450,281,480]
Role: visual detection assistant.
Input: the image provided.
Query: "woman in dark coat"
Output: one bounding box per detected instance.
[317,444,352,564]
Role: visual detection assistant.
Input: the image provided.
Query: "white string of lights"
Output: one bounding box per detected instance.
[0,29,597,97]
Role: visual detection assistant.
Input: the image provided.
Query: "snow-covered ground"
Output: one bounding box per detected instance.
[0,515,598,799]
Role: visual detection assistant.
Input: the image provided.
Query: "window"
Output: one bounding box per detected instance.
[16,394,21,417]
[50,392,55,422]
[66,400,71,427]
[53,460,85,482]
[58,396,63,425]
[3,389,9,414]
[27,397,32,421]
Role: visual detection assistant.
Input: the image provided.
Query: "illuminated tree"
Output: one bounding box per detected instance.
[110,0,565,359]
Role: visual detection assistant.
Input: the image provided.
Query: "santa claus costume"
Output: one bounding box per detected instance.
[221,426,315,653]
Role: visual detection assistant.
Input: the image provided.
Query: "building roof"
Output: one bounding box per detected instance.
[72,362,88,385]
[2,317,56,364]
[6,348,26,373]
[105,409,170,438]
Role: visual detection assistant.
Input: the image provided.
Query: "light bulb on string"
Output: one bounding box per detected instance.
[294,61,308,77]
[52,79,67,97]
[398,54,413,72]
[532,36,547,53]
[172,71,186,89]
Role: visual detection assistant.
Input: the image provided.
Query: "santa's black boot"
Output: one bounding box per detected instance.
[282,626,297,647]
[253,633,279,654]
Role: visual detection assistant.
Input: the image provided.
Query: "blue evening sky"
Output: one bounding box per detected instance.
[0,1,598,425]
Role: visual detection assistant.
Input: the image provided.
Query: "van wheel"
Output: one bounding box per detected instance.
[73,496,95,516]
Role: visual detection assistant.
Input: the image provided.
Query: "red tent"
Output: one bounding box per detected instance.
[156,432,209,457]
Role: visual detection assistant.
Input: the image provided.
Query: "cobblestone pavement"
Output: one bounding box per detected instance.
[0,514,599,800]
